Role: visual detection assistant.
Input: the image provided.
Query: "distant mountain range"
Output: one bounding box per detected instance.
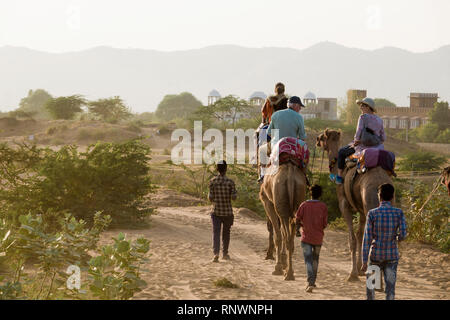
[0,42,449,113]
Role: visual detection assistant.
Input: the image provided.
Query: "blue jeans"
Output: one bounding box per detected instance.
[301,242,321,286]
[211,214,234,256]
[366,260,398,300]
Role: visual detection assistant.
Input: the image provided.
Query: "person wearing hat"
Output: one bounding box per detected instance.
[256,96,306,182]
[331,97,386,184]
[208,160,237,262]
[267,95,306,149]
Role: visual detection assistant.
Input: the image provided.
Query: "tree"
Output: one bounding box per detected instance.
[193,95,253,129]
[45,95,86,120]
[397,151,446,171]
[413,123,440,142]
[429,101,450,131]
[155,92,203,122]
[374,98,396,108]
[88,96,132,122]
[436,128,450,143]
[17,89,53,119]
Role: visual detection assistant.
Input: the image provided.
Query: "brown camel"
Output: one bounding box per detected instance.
[316,129,394,281]
[442,166,450,196]
[260,162,307,280]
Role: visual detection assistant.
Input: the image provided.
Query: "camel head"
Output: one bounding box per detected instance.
[316,129,341,175]
[442,166,450,197]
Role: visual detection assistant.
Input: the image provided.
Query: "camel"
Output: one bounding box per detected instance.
[260,162,307,280]
[316,129,394,281]
[442,167,450,196]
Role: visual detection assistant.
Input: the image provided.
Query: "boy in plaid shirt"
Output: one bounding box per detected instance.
[208,160,237,262]
[361,183,407,300]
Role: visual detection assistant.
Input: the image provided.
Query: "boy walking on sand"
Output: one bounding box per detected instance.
[208,160,237,263]
[296,185,328,293]
[361,183,407,300]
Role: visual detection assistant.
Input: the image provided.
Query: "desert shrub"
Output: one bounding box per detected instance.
[328,217,348,231]
[125,122,142,133]
[0,211,111,299]
[213,278,239,288]
[46,125,68,136]
[0,140,155,226]
[436,128,450,143]
[305,172,340,221]
[402,181,449,252]
[397,151,446,172]
[88,232,150,300]
[157,124,170,135]
[227,164,264,217]
[46,126,58,135]
[305,118,355,135]
[0,211,150,300]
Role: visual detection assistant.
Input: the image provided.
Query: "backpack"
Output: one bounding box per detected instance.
[360,115,381,147]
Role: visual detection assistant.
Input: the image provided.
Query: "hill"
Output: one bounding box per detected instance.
[0,42,449,112]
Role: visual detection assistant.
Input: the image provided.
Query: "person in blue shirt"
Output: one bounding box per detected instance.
[267,95,306,149]
[361,183,407,300]
[257,96,306,182]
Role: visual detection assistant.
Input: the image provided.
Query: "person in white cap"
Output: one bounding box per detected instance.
[331,97,386,184]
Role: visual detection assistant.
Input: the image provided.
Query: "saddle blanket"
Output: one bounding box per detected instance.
[266,137,309,176]
[357,148,396,174]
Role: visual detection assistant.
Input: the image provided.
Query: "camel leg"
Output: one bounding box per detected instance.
[356,213,367,276]
[281,216,296,281]
[280,221,288,270]
[339,198,359,281]
[261,193,284,275]
[265,219,275,260]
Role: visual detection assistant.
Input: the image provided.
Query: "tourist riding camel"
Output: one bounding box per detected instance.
[259,96,309,280]
[261,82,288,125]
[316,128,395,281]
[258,96,306,182]
[331,97,386,184]
[256,82,289,182]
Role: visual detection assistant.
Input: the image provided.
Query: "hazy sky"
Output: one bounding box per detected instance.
[1,0,449,53]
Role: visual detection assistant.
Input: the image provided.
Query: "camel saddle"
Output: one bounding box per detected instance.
[345,149,396,177]
[264,137,310,185]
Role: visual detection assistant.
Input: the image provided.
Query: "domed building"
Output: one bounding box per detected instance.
[249,91,267,106]
[208,89,221,105]
[303,91,317,105]
[299,91,338,120]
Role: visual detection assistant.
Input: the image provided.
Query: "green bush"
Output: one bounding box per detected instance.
[0,211,111,299]
[88,233,150,299]
[397,151,446,172]
[306,172,341,221]
[305,118,355,135]
[0,210,151,300]
[402,181,449,252]
[0,140,155,226]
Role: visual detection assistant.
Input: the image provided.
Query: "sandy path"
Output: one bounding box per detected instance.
[101,202,449,300]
